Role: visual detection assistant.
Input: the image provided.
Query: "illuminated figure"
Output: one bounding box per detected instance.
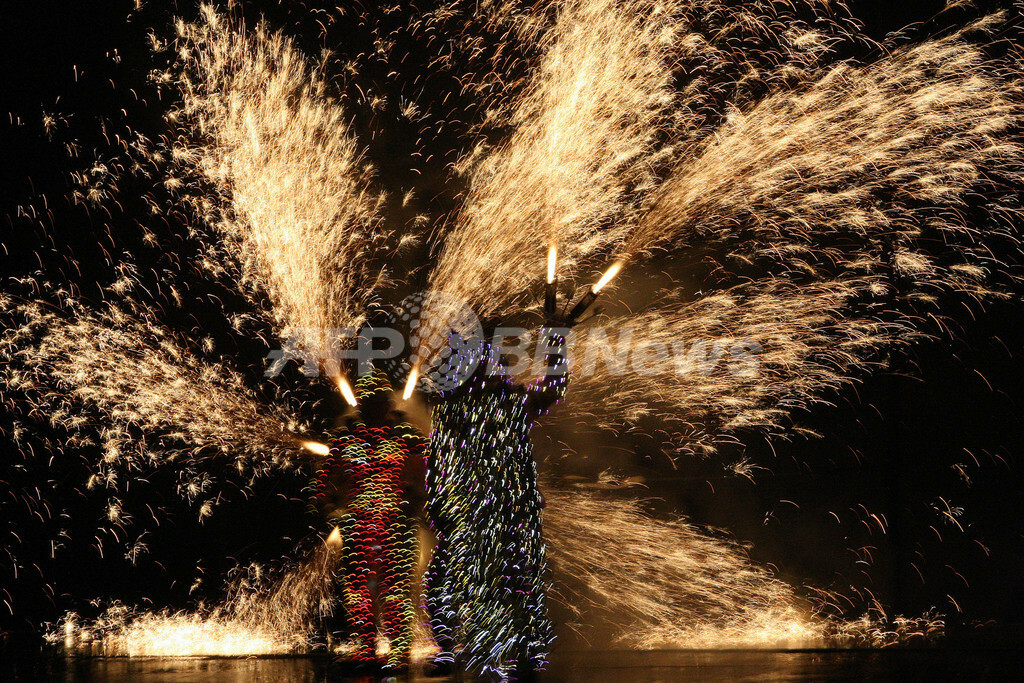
[425,274,593,681]
[312,369,426,670]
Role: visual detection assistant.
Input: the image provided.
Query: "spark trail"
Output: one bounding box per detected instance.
[427,0,680,329]
[543,486,818,648]
[545,484,945,649]
[53,540,341,656]
[564,279,912,454]
[629,15,1023,265]
[173,7,392,352]
[0,294,307,519]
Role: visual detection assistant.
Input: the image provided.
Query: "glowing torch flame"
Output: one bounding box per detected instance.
[326,526,342,549]
[334,375,358,407]
[547,244,558,284]
[592,261,623,293]
[402,365,419,401]
[301,440,330,457]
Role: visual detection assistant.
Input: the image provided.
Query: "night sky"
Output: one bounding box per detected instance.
[2,0,1024,643]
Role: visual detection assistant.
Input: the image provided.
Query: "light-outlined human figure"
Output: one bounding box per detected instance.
[312,369,426,671]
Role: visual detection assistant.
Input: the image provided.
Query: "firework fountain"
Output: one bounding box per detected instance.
[2,0,1023,677]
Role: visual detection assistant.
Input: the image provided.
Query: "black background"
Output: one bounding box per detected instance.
[1,0,1023,643]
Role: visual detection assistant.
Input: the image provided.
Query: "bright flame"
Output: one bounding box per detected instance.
[301,440,330,457]
[335,375,358,407]
[547,244,558,284]
[326,526,342,549]
[591,260,623,293]
[402,365,419,401]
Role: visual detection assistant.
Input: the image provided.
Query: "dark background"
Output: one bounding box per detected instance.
[1,0,1023,644]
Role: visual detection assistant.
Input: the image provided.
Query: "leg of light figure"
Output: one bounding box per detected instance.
[341,513,378,662]
[425,540,458,664]
[379,517,416,669]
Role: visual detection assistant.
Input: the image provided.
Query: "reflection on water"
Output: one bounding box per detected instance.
[548,649,1024,681]
[3,648,1023,682]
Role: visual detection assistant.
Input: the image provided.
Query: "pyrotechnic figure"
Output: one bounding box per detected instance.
[423,262,605,681]
[310,369,426,671]
[6,0,1024,663]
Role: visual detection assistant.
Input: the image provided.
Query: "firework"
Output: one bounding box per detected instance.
[543,484,946,648]
[2,0,1022,666]
[424,0,681,347]
[562,278,911,453]
[52,538,340,656]
[173,7,393,353]
[543,485,818,648]
[629,16,1023,265]
[0,295,308,520]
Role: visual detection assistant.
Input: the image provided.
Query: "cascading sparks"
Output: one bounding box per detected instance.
[173,7,393,353]
[2,0,1021,661]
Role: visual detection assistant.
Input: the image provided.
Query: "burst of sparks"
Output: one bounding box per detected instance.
[4,0,1022,658]
[1,296,307,508]
[425,0,682,344]
[173,7,394,352]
